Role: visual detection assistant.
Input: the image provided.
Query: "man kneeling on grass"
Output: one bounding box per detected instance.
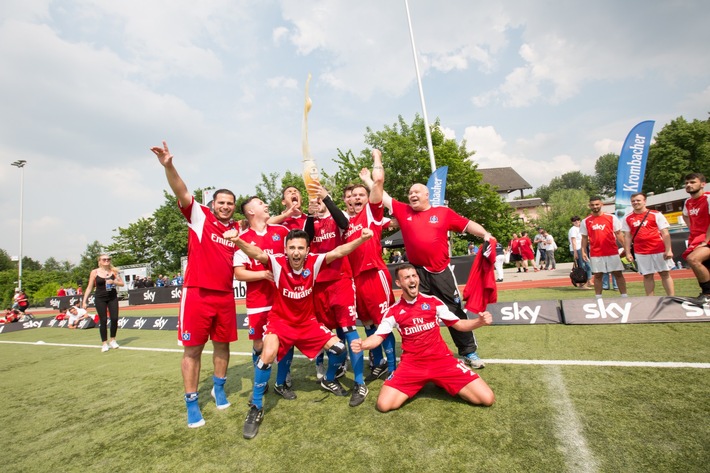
[351,264,495,412]
[223,227,374,439]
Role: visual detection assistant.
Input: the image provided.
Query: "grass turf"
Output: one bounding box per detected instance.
[2,277,709,472]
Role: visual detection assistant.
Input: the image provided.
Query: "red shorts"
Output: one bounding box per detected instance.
[384,355,480,398]
[247,310,269,341]
[683,234,708,259]
[314,278,357,330]
[354,269,394,325]
[265,317,334,361]
[178,287,237,346]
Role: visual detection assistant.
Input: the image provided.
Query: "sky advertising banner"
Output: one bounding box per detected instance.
[614,120,655,217]
[427,166,448,207]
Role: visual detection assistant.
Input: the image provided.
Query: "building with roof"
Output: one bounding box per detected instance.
[478,167,533,199]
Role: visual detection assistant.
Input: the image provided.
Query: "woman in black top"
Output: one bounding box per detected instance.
[82,254,124,352]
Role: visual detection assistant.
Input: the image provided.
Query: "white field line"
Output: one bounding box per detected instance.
[1,341,709,368]
[545,365,599,473]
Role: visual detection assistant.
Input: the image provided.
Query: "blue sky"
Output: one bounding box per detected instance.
[1,0,709,263]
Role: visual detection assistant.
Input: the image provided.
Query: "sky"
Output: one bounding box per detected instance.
[1,0,709,264]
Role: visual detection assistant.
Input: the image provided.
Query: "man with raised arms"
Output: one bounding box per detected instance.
[234,196,294,401]
[351,264,494,412]
[150,141,238,428]
[378,181,492,369]
[343,150,397,380]
[224,227,374,439]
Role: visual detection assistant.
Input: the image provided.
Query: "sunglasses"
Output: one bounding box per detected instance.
[100,258,112,261]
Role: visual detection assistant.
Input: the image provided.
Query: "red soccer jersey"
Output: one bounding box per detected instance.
[343,202,388,277]
[233,224,289,313]
[621,211,668,255]
[391,200,470,272]
[580,213,621,257]
[682,193,710,241]
[281,213,308,231]
[179,197,238,292]
[266,252,326,325]
[376,293,460,361]
[310,215,353,282]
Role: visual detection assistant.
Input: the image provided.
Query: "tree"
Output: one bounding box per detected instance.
[151,191,188,275]
[43,257,63,272]
[535,171,598,203]
[534,189,591,263]
[105,217,156,267]
[594,153,619,197]
[332,115,518,250]
[644,116,710,194]
[0,248,13,271]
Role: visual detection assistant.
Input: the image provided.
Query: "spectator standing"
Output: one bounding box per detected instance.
[520,231,539,272]
[580,196,628,298]
[494,240,506,282]
[509,233,523,272]
[621,193,674,296]
[542,229,557,270]
[568,216,593,288]
[82,254,124,351]
[533,228,547,267]
[57,286,66,297]
[681,173,710,304]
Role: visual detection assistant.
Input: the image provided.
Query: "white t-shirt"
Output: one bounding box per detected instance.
[568,225,581,251]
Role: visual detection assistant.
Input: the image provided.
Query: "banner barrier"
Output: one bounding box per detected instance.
[127,282,247,306]
[486,300,562,325]
[45,294,95,310]
[4,297,708,335]
[561,296,710,324]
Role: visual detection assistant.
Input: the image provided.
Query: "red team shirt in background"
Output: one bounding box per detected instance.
[233,224,289,314]
[682,193,710,256]
[580,213,621,257]
[390,200,470,273]
[310,215,353,282]
[621,211,669,254]
[343,202,388,276]
[179,197,238,292]
[281,214,308,231]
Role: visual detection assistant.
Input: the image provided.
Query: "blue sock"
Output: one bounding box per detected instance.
[315,350,324,366]
[276,347,294,386]
[382,332,397,373]
[325,350,346,381]
[212,375,229,407]
[184,392,203,425]
[252,360,272,409]
[252,347,260,365]
[344,331,365,384]
[365,325,383,367]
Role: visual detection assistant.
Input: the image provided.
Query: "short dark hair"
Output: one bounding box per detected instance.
[570,216,580,222]
[286,229,310,246]
[282,186,300,199]
[589,196,603,202]
[684,172,706,183]
[395,263,416,279]
[213,188,236,202]
[239,196,260,216]
[630,192,646,199]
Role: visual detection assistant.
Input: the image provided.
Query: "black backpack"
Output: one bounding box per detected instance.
[570,262,588,287]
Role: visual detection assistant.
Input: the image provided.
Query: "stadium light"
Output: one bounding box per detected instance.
[11,160,26,290]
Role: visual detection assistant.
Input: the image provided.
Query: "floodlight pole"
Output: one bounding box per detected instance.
[11,160,26,290]
[404,0,436,173]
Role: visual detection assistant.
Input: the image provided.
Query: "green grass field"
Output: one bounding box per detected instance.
[2,280,709,472]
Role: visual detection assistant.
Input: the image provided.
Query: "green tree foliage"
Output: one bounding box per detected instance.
[534,189,591,263]
[0,249,14,271]
[594,153,619,197]
[332,115,518,252]
[105,217,156,267]
[43,257,62,272]
[535,171,598,203]
[644,116,710,194]
[151,191,188,275]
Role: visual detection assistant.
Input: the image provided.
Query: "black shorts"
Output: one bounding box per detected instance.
[510,254,523,262]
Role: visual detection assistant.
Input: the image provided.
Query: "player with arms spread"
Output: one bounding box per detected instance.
[224,227,374,439]
[351,264,494,412]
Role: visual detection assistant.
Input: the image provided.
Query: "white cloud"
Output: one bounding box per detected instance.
[266,76,298,89]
